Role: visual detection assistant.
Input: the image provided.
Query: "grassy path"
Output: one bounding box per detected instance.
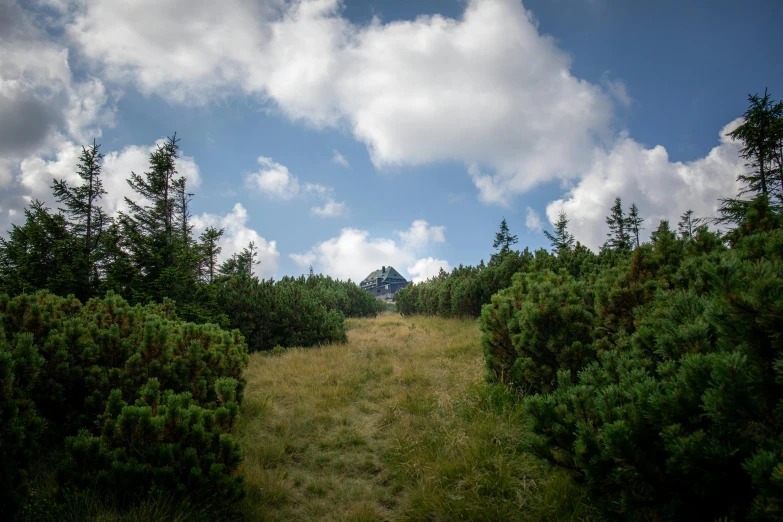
[237,314,592,522]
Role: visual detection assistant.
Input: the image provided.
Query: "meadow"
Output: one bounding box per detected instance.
[237,313,596,522]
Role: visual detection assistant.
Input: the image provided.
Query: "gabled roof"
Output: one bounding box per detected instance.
[361,266,407,285]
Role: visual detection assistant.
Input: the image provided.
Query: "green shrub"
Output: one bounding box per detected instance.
[0,333,45,517]
[524,229,783,520]
[0,291,249,515]
[479,270,595,394]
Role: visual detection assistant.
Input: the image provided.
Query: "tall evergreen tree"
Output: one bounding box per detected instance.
[543,210,575,256]
[604,197,631,250]
[727,89,783,198]
[493,217,518,256]
[51,140,108,294]
[677,209,701,240]
[98,220,139,298]
[199,226,224,283]
[123,134,186,301]
[244,241,260,278]
[626,202,643,248]
[0,201,80,297]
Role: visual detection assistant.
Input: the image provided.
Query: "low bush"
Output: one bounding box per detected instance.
[0,291,249,517]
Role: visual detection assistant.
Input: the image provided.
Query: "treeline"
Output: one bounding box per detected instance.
[0,135,384,352]
[476,90,783,520]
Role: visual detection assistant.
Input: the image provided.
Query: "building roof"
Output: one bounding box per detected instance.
[361,265,407,285]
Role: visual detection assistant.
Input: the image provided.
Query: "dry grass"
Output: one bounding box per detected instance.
[237,313,597,522]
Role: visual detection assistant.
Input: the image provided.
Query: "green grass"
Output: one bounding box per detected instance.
[237,313,598,521]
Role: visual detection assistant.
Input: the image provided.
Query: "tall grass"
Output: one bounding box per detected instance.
[237,313,598,521]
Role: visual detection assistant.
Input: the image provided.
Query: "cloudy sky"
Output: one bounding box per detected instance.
[2,0,781,281]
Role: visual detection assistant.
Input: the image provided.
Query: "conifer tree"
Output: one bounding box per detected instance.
[604,197,631,250]
[493,217,518,256]
[199,226,224,283]
[543,210,575,256]
[51,140,108,294]
[626,202,643,248]
[727,89,783,198]
[123,134,186,301]
[677,209,701,240]
[0,201,80,297]
[245,241,260,277]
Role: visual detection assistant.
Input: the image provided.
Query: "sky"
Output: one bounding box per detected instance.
[1,0,782,282]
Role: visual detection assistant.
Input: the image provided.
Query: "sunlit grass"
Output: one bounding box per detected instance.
[237,313,598,521]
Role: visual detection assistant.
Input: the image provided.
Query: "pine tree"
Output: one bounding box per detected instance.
[543,210,575,256]
[245,241,260,277]
[0,201,80,297]
[677,209,701,240]
[123,134,185,301]
[493,217,518,256]
[626,202,643,248]
[604,197,631,250]
[727,89,783,198]
[199,226,224,283]
[51,140,108,294]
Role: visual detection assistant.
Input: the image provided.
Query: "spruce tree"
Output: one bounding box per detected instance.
[199,226,224,283]
[626,202,643,248]
[51,140,108,294]
[245,241,260,277]
[0,201,80,297]
[727,89,783,198]
[677,209,701,240]
[123,134,186,301]
[604,197,631,250]
[543,210,575,256]
[493,217,518,256]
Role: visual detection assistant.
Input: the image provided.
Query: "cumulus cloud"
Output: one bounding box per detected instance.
[0,1,115,151]
[245,155,347,217]
[291,220,449,282]
[245,156,300,200]
[191,202,280,278]
[0,0,116,229]
[65,0,613,202]
[407,257,451,283]
[525,206,542,232]
[546,119,746,250]
[396,219,446,250]
[331,149,349,167]
[311,199,346,217]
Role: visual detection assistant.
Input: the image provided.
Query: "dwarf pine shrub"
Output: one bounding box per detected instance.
[0,291,249,516]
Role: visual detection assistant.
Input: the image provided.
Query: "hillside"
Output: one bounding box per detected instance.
[237,314,595,521]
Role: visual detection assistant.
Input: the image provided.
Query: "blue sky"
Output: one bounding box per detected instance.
[2,0,781,282]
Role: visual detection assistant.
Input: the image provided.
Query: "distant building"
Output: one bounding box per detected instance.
[360,265,408,300]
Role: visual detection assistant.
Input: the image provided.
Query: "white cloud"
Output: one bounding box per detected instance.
[191,202,280,278]
[525,206,542,232]
[407,257,451,283]
[396,219,446,250]
[291,219,448,281]
[0,1,116,230]
[244,155,347,216]
[245,156,300,200]
[601,72,632,109]
[66,0,613,202]
[311,199,346,217]
[546,118,746,250]
[331,149,349,167]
